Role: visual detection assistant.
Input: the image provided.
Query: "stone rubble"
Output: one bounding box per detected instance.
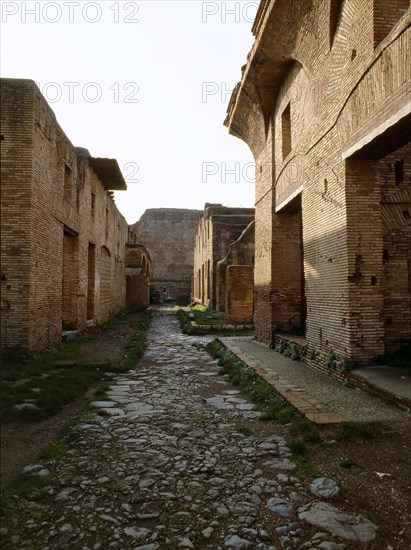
[0,312,378,549]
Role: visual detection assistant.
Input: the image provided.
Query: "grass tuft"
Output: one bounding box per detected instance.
[287,439,307,456]
[235,423,256,437]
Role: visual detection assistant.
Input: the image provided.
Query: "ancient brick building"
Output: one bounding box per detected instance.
[129,209,202,305]
[217,221,255,323]
[125,230,152,311]
[1,79,128,353]
[225,0,411,373]
[193,204,255,312]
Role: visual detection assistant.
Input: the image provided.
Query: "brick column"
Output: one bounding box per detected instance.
[345,158,384,362]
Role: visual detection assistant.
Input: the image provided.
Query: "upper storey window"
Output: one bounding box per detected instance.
[64,162,73,200]
[282,103,292,160]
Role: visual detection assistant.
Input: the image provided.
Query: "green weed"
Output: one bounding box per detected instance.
[287,439,307,456]
[333,422,383,441]
[0,312,151,423]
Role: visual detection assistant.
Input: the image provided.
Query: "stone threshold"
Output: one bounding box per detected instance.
[218,339,348,425]
[350,369,411,411]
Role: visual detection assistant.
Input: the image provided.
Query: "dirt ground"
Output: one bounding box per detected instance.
[1,315,410,548]
[0,316,138,484]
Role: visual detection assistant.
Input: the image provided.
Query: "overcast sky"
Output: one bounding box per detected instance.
[1,0,257,223]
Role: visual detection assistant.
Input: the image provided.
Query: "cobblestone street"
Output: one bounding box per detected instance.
[1,312,381,549]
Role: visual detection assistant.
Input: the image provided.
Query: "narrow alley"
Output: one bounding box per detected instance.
[0,311,384,549]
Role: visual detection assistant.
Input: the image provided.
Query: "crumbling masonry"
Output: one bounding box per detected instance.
[130,209,202,305]
[225,0,411,374]
[126,230,152,311]
[193,204,255,319]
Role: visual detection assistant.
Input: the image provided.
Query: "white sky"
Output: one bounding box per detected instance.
[1,0,257,224]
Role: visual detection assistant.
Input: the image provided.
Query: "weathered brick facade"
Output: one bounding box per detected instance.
[217,221,255,322]
[225,1,411,373]
[130,209,202,305]
[125,230,152,311]
[193,204,255,311]
[1,79,128,353]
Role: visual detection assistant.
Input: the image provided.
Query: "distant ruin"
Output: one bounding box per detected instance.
[129,208,202,305]
[193,204,255,321]
[126,230,152,311]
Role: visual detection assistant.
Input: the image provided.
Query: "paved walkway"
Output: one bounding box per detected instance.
[1,312,383,549]
[219,338,407,424]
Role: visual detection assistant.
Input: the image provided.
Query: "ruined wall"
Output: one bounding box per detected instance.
[130,209,201,305]
[193,204,255,310]
[226,0,411,373]
[216,221,255,318]
[1,79,128,353]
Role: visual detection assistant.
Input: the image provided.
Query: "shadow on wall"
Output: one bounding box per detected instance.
[254,201,411,373]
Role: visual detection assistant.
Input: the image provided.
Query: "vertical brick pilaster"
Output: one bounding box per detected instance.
[345,158,385,361]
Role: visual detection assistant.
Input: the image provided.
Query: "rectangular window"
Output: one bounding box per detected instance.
[64,162,73,199]
[91,192,96,218]
[105,208,109,238]
[282,103,292,160]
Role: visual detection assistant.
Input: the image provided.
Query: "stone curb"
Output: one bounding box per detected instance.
[217,339,349,425]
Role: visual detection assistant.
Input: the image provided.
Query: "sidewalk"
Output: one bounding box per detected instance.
[218,337,409,425]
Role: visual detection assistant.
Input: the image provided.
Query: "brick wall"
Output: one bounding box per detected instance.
[1,79,128,353]
[217,221,255,319]
[226,0,411,373]
[380,143,411,349]
[373,0,409,46]
[226,266,254,323]
[254,137,274,342]
[1,80,34,350]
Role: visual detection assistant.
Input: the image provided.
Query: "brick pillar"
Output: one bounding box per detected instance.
[216,260,228,312]
[254,190,274,342]
[345,158,384,362]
